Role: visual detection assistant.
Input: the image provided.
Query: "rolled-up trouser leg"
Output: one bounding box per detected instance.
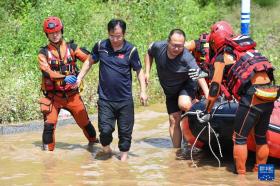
[117,100,134,152]
[42,123,55,151]
[97,99,116,147]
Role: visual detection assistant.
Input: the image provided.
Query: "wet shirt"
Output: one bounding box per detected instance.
[92,39,142,101]
[148,41,199,96]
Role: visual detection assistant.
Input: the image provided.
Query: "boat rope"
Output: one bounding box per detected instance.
[207,121,223,167]
[190,101,231,168]
[190,123,206,168]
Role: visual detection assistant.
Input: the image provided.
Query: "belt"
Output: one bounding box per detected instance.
[47,90,78,98]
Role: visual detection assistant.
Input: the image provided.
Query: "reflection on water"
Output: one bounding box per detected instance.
[0,105,279,186]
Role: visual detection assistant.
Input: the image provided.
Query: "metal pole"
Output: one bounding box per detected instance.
[241,0,250,35]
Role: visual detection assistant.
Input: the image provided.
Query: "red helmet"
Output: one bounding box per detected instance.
[43,16,63,34]
[209,21,234,53]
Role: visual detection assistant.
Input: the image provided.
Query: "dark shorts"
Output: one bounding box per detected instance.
[165,84,196,114]
[234,86,274,145]
[97,99,134,152]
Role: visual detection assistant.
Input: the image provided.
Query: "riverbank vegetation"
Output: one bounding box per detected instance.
[0,0,279,123]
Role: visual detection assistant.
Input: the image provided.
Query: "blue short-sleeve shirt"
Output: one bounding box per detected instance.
[92,39,142,101]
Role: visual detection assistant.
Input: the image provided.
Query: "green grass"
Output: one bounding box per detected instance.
[0,0,279,124]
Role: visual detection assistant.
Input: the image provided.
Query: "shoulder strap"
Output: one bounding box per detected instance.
[226,35,256,52]
[128,47,136,60]
[40,45,49,58]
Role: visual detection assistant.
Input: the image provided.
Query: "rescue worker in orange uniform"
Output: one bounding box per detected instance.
[38,16,98,151]
[185,33,211,98]
[185,33,211,74]
[185,33,232,99]
[197,21,279,174]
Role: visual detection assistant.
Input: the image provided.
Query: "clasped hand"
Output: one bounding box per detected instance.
[188,69,208,80]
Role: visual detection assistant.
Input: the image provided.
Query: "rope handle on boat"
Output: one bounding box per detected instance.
[190,110,224,168]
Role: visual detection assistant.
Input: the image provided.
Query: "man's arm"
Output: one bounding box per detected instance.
[197,78,209,98]
[70,44,97,88]
[76,56,95,88]
[136,68,148,106]
[74,42,101,89]
[205,62,225,113]
[144,53,154,86]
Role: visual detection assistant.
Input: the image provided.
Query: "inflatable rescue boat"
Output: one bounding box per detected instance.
[182,98,280,159]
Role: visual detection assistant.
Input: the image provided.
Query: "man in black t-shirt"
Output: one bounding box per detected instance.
[145,29,209,148]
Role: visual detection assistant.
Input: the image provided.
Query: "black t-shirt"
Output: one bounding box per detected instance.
[91,39,142,101]
[148,41,199,96]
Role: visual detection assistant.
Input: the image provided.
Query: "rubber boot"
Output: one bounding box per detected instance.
[253,144,269,172]
[233,144,247,174]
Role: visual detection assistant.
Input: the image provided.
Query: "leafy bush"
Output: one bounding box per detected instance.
[222,2,280,82]
[196,0,278,7]
[0,0,279,124]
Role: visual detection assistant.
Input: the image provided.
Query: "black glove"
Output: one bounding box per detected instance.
[188,69,208,80]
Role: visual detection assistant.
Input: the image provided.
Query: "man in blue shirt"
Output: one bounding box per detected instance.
[78,19,147,161]
[145,29,209,148]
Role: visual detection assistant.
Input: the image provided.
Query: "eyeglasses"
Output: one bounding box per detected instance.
[47,22,56,29]
[109,35,123,41]
[169,43,185,50]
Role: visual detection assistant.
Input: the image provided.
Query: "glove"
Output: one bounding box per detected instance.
[201,113,210,123]
[64,75,77,84]
[197,111,211,123]
[188,69,208,80]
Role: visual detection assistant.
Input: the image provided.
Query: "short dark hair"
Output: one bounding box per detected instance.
[107,19,126,34]
[168,29,186,41]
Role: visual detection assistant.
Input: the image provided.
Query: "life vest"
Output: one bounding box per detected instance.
[194,33,210,71]
[212,35,274,100]
[42,42,78,92]
[192,33,212,98]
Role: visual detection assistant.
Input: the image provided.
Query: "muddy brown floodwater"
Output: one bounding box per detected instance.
[0,103,279,185]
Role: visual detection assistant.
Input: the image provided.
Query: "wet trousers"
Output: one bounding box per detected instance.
[97,99,134,152]
[42,92,97,151]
